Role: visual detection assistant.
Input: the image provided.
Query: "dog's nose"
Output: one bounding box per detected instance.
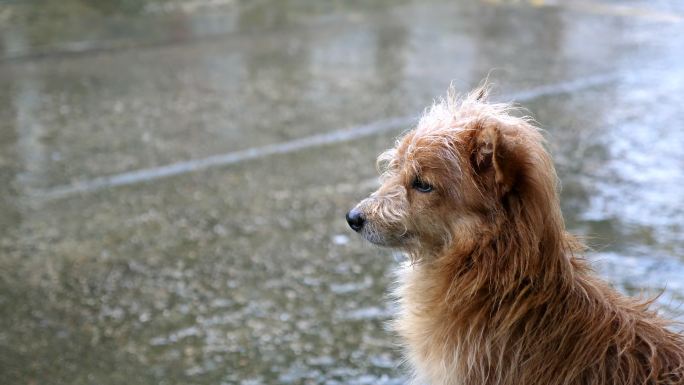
[346,209,365,232]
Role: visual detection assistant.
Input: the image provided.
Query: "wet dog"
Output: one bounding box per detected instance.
[346,87,684,385]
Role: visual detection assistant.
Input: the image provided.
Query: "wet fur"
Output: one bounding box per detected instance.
[350,86,684,384]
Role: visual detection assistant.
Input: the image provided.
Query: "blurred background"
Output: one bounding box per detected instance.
[1,0,683,384]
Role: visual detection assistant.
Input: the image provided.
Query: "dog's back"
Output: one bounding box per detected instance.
[347,87,684,385]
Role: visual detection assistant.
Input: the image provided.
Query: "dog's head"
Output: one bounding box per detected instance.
[346,87,560,259]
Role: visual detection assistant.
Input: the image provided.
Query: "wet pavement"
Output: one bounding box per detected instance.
[1,1,684,384]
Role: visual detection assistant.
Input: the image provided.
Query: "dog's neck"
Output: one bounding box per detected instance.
[403,196,596,384]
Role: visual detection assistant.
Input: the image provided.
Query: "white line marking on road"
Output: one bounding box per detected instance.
[31,72,622,201]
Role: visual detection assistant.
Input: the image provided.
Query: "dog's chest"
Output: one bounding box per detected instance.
[392,264,466,385]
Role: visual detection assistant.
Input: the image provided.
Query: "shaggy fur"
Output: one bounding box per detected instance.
[347,86,684,385]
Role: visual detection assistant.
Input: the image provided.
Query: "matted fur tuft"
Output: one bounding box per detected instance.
[348,84,684,385]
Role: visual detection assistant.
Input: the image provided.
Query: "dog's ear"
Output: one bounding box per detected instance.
[471,121,520,196]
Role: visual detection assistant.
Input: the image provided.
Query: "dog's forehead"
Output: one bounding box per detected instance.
[389,128,469,176]
[398,126,469,158]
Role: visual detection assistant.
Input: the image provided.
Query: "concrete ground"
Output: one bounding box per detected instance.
[1,1,684,384]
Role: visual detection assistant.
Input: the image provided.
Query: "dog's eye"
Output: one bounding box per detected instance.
[412,178,434,193]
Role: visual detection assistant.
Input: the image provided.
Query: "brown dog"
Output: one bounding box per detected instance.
[346,87,684,385]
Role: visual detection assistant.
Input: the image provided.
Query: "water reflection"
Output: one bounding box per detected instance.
[0,78,21,236]
[471,3,566,82]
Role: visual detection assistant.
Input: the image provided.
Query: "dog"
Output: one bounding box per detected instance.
[346,86,684,385]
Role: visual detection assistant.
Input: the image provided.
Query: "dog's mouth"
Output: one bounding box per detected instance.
[346,205,412,248]
[360,225,412,248]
